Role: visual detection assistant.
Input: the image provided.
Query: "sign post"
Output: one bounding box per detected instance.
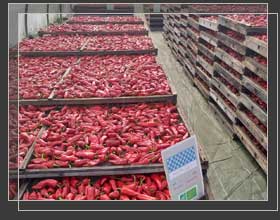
[161,135,205,200]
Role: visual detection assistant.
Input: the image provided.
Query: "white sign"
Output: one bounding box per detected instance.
[161,135,205,200]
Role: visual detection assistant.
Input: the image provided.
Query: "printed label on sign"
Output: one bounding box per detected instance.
[161,135,204,200]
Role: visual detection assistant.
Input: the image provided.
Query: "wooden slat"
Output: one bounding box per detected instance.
[38,30,149,36]
[239,93,267,125]
[20,127,47,170]
[218,16,267,35]
[211,77,240,107]
[48,66,73,100]
[194,77,210,100]
[242,75,267,103]
[17,94,177,106]
[200,31,218,47]
[245,36,267,58]
[66,20,144,25]
[244,57,267,81]
[197,55,214,76]
[184,54,196,77]
[187,28,200,42]
[13,181,30,200]
[234,125,267,175]
[208,99,235,139]
[19,164,166,179]
[197,43,215,60]
[196,66,211,87]
[217,32,246,55]
[215,47,244,74]
[199,17,218,31]
[20,49,158,57]
[213,62,242,91]
[188,17,200,30]
[237,109,267,150]
[187,38,198,54]
[210,88,237,123]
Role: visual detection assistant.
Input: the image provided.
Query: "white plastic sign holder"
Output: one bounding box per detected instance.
[161,135,205,200]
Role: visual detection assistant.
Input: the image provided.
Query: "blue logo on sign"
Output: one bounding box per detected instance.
[166,146,196,173]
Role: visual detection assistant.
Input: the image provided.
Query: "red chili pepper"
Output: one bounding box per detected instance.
[136,193,157,200]
[40,188,49,198]
[82,178,91,186]
[156,191,167,200]
[65,192,75,200]
[61,186,70,198]
[109,179,117,191]
[161,180,168,190]
[23,192,29,200]
[85,185,95,200]
[75,151,95,160]
[74,159,90,167]
[59,154,78,162]
[120,195,130,200]
[70,177,79,187]
[109,190,120,199]
[102,183,112,194]
[151,174,162,190]
[27,164,48,169]
[121,187,139,197]
[54,188,62,200]
[32,179,58,190]
[68,134,82,144]
[100,194,111,200]
[74,194,87,200]
[108,158,128,165]
[116,180,124,188]
[28,191,38,200]
[78,184,85,195]
[86,159,101,167]
[54,160,69,168]
[70,186,78,195]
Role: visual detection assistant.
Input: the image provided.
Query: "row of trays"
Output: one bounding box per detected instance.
[163,12,268,174]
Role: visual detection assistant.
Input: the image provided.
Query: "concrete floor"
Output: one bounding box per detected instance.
[150,32,267,200]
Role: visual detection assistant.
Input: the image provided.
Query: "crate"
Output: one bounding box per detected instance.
[217,32,246,55]
[234,122,267,175]
[215,47,244,74]
[194,76,210,100]
[237,106,267,150]
[17,104,209,179]
[188,17,200,31]
[243,57,267,81]
[199,17,218,31]
[211,76,240,108]
[197,55,214,76]
[208,98,235,139]
[187,28,200,42]
[244,36,267,58]
[187,38,198,54]
[213,62,242,91]
[218,16,267,35]
[196,65,211,87]
[197,43,215,61]
[200,30,218,47]
[242,75,267,104]
[210,88,237,124]
[239,92,267,126]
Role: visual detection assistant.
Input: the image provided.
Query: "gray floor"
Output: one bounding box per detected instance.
[150,32,267,200]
